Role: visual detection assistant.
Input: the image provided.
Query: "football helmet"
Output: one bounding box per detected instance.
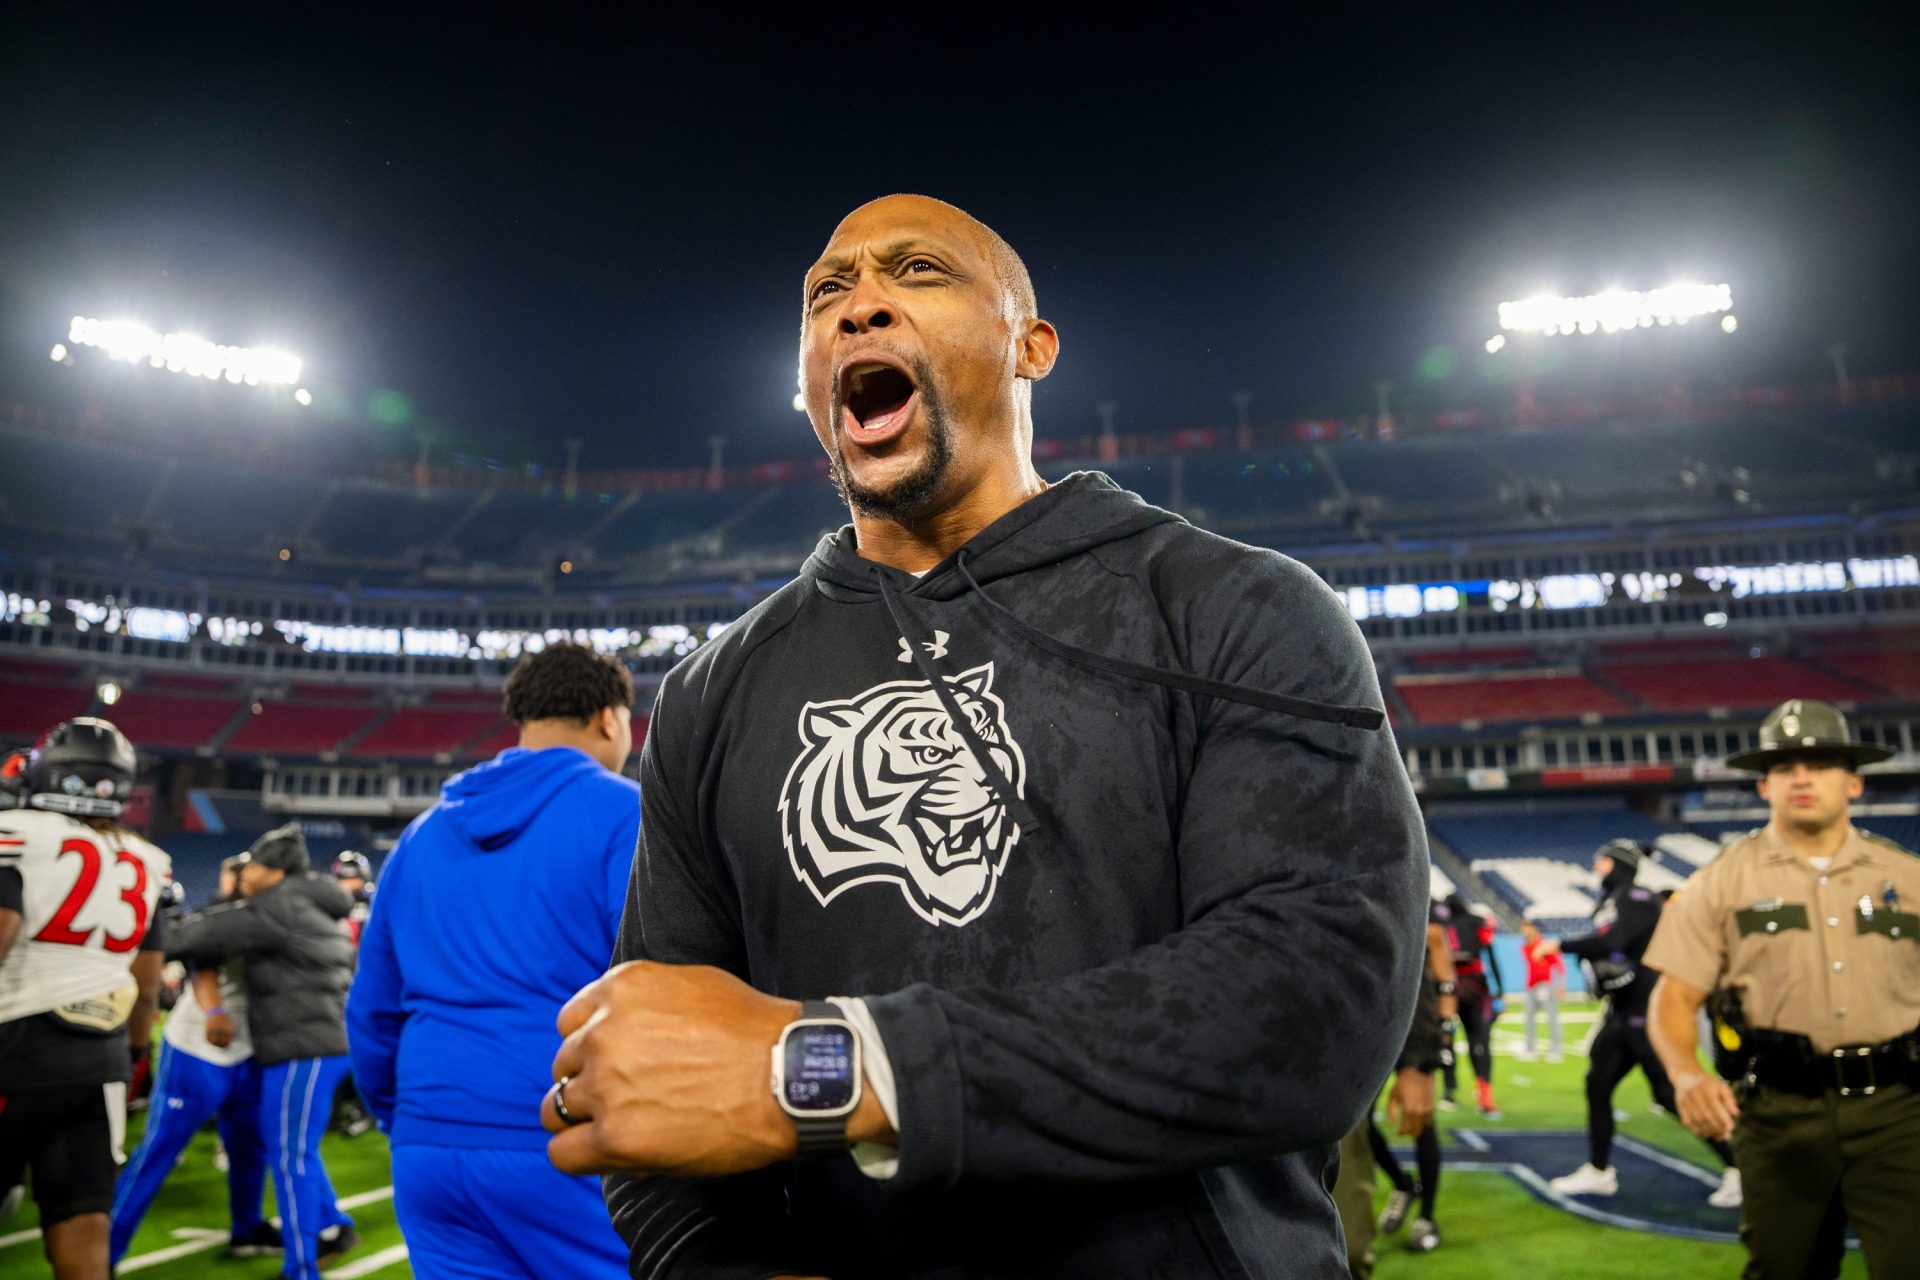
[25,717,137,817]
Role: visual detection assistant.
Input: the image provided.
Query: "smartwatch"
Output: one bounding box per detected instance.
[770,1000,863,1157]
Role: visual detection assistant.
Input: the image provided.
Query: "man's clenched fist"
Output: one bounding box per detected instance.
[542,961,805,1177]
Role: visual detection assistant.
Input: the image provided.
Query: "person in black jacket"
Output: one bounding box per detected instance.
[1339,906,1460,1275]
[1545,839,1740,1207]
[167,823,362,1279]
[539,194,1428,1279]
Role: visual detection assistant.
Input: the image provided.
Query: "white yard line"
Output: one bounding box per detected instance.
[339,1185,396,1211]
[1613,1134,1724,1188]
[4,1185,397,1266]
[118,1228,229,1272]
[326,1242,410,1277]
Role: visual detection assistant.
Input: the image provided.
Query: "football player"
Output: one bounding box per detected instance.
[109,856,279,1265]
[329,850,374,945]
[0,719,170,1280]
[327,850,377,1138]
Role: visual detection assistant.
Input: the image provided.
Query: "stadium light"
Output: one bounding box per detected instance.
[1720,315,1738,334]
[96,679,122,706]
[1484,335,1506,354]
[1497,284,1733,337]
[792,391,807,412]
[294,387,313,406]
[65,315,304,386]
[50,343,69,362]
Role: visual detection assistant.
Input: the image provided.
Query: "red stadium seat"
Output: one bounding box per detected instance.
[350,709,510,760]
[1396,672,1628,724]
[226,703,382,755]
[105,692,245,752]
[0,682,95,741]
[1596,656,1864,711]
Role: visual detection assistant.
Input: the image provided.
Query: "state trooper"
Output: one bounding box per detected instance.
[1646,699,1920,1278]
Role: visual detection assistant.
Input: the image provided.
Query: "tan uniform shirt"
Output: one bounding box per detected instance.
[1644,824,1920,1053]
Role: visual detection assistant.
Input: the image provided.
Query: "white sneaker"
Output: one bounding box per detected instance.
[1545,1052,1564,1063]
[1708,1167,1742,1208]
[1550,1162,1619,1197]
[1515,1049,1537,1062]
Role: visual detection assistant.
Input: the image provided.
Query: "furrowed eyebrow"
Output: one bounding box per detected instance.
[807,235,969,284]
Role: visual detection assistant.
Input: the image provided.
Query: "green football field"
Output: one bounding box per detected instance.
[0,1003,1872,1278]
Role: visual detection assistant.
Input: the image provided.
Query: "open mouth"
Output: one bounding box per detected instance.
[839,360,918,445]
[916,810,1000,868]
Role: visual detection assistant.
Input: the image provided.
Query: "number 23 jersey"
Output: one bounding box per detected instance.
[0,809,171,1023]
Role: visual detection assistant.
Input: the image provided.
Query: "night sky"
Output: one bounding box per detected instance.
[2,4,1915,471]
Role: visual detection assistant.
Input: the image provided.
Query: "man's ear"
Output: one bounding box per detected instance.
[598,706,620,740]
[1016,318,1059,382]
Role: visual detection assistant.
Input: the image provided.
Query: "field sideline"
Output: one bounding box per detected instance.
[1,1003,1871,1278]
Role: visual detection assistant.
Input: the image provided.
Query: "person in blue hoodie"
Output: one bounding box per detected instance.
[347,643,639,1280]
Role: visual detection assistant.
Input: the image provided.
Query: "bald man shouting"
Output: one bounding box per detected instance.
[544,195,1428,1279]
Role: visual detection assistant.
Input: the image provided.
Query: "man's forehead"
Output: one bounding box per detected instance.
[813,196,986,269]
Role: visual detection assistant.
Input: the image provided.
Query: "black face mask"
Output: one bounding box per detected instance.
[1601,859,1637,894]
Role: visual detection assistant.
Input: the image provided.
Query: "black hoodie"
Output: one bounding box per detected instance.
[607,472,1428,1279]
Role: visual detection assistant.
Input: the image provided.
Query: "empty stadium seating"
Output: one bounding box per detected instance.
[101,691,244,752]
[350,708,506,760]
[0,682,93,741]
[1430,802,1688,928]
[1597,654,1867,712]
[1396,671,1627,724]
[225,702,382,755]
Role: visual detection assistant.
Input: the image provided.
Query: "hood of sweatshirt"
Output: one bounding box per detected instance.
[800,472,1383,735]
[438,745,607,851]
[802,471,1178,601]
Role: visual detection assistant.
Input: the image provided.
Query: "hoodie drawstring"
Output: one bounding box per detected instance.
[952,550,1386,731]
[875,570,1047,840]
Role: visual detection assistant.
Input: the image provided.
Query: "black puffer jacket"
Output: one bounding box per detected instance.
[167,874,355,1064]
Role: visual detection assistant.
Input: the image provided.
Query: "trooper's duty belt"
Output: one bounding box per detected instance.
[1746,1027,1920,1098]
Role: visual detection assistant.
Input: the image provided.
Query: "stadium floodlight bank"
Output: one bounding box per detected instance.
[64,315,304,387]
[1497,284,1733,337]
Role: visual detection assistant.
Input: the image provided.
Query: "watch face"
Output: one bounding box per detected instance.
[782,1022,857,1113]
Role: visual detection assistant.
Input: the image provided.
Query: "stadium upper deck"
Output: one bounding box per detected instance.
[3,387,1916,798]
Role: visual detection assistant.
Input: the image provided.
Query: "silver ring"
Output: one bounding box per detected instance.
[552,1075,584,1126]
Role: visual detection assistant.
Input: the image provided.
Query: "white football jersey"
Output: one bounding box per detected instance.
[0,809,172,1024]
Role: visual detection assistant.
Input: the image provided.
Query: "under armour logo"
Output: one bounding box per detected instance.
[168,1098,184,1109]
[897,630,951,663]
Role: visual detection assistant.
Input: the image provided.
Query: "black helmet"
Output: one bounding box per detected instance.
[1594,838,1649,870]
[26,718,137,817]
[331,850,373,882]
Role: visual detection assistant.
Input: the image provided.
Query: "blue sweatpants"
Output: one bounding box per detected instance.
[392,1143,628,1279]
[110,1044,268,1265]
[262,1056,355,1280]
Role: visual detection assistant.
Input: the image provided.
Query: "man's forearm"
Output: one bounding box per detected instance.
[128,951,164,1048]
[1648,975,1707,1083]
[0,908,21,967]
[191,966,224,1010]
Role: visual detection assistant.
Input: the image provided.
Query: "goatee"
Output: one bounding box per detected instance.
[829,365,953,521]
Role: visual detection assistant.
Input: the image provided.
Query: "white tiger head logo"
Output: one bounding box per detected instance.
[779,662,1026,927]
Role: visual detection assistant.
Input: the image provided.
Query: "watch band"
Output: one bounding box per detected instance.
[793,1000,853,1157]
